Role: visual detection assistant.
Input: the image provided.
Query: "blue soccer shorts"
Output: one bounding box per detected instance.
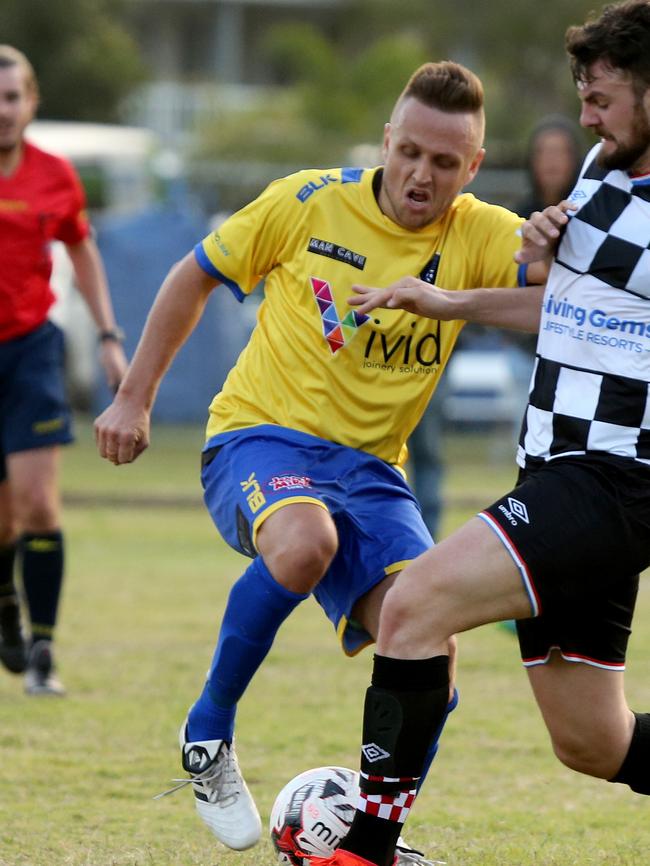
[0,321,74,482]
[201,424,433,655]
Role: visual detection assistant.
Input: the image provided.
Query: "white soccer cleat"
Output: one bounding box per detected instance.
[395,836,446,866]
[176,722,261,850]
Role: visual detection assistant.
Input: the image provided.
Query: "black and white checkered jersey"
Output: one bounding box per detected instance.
[518,143,650,468]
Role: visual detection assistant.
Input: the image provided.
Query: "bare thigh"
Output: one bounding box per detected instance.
[377,516,533,659]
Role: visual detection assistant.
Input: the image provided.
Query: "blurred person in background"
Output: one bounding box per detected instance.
[95,60,547,860]
[516,114,585,218]
[0,45,127,695]
[405,382,447,539]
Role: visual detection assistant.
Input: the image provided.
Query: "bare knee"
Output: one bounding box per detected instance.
[551,728,628,780]
[259,510,338,594]
[15,490,60,534]
[378,576,453,658]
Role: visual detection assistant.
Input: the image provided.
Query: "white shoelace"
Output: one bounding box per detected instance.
[153,748,241,806]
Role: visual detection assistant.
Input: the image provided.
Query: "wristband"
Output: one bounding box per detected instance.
[98,327,125,344]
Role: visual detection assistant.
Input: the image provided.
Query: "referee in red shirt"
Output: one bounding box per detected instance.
[0,45,127,694]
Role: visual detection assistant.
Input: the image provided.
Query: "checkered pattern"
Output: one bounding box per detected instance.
[518,144,650,468]
[556,154,650,299]
[357,772,418,823]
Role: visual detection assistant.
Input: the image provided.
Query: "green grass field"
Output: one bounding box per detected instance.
[1,419,648,866]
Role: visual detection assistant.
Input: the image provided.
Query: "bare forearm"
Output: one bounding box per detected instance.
[442,285,544,333]
[350,278,544,333]
[66,237,119,331]
[94,253,217,465]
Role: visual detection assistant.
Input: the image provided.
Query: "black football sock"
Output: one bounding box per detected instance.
[342,654,450,866]
[20,531,64,643]
[0,543,18,602]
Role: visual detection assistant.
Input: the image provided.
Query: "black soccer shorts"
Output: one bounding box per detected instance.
[480,455,650,669]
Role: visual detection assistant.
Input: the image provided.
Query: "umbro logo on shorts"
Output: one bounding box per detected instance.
[507,498,530,524]
[361,743,390,762]
[498,497,530,527]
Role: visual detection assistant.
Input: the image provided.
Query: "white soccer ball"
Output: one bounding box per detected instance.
[269,766,359,866]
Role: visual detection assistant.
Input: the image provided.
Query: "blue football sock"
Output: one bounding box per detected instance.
[417,687,459,792]
[187,556,309,742]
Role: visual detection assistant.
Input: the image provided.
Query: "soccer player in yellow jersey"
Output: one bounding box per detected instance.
[95,61,546,859]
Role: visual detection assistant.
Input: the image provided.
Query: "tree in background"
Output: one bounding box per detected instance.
[348,0,595,163]
[3,0,146,122]
[194,24,428,171]
[192,0,595,212]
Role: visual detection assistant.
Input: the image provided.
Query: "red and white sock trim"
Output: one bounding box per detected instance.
[357,772,418,823]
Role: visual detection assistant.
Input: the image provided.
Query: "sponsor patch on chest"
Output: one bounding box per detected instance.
[307,237,366,270]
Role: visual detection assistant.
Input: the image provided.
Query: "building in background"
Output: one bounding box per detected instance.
[125,0,344,146]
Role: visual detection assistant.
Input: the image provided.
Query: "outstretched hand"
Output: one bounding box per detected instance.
[349,277,454,319]
[515,200,578,264]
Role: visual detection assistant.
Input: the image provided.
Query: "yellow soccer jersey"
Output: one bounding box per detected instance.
[196,166,524,467]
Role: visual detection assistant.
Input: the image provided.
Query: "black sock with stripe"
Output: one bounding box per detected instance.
[342,654,450,866]
[20,531,64,643]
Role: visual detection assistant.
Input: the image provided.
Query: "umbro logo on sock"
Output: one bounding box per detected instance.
[361,742,390,762]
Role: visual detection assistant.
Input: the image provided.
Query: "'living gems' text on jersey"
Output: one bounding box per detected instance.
[519,144,650,467]
[197,167,523,467]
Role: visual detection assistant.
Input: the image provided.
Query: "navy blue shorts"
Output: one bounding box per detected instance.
[480,456,650,670]
[0,321,74,481]
[201,424,433,655]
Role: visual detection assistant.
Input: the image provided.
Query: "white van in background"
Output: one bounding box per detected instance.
[26,120,159,213]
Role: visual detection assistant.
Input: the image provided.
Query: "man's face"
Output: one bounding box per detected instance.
[578,59,650,173]
[379,96,485,230]
[0,64,37,155]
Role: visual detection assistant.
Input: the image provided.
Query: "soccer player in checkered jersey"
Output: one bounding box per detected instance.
[314,3,650,865]
[0,46,127,695]
[95,59,549,859]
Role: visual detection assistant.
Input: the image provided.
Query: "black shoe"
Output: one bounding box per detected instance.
[0,597,27,674]
[24,640,65,696]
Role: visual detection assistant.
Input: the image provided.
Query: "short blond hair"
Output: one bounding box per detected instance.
[0,45,39,100]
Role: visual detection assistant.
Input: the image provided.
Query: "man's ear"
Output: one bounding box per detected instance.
[465,147,486,186]
[382,122,392,161]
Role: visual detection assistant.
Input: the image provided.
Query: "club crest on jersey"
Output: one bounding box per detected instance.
[311,276,370,354]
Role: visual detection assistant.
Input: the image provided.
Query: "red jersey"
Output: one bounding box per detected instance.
[0,140,90,341]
